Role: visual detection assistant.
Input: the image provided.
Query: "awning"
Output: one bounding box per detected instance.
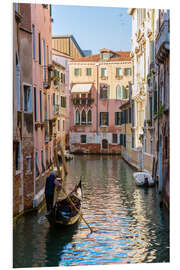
[71,83,92,93]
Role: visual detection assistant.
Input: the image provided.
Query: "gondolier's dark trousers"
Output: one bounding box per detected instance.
[45,193,54,212]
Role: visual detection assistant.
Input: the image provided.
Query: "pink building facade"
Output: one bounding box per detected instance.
[31,4,54,207]
[69,49,133,154]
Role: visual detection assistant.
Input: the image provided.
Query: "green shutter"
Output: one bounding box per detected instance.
[107,86,110,99]
[122,86,126,99]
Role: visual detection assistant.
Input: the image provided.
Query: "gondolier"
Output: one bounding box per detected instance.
[45,171,61,214]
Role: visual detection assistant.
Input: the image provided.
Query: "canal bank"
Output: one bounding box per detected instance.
[13,155,169,267]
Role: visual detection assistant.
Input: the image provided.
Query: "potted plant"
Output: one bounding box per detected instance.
[146,120,152,127]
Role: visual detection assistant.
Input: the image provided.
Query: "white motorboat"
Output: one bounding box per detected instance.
[133,172,155,187]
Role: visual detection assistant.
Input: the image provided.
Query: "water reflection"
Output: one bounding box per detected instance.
[13,155,169,267]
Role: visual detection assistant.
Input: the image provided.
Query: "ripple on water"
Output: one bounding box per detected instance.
[13,156,169,267]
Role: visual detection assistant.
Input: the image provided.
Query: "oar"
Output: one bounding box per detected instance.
[60,184,93,234]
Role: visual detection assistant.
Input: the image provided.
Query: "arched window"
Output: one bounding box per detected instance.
[122,86,127,99]
[87,110,92,125]
[116,85,121,99]
[102,139,108,149]
[81,110,86,125]
[100,84,109,99]
[75,110,80,125]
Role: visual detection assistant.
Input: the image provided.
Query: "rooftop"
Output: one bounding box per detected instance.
[71,50,131,62]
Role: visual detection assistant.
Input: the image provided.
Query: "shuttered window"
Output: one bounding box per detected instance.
[122,86,127,99]
[74,68,81,76]
[116,85,121,99]
[100,85,109,99]
[38,32,41,65]
[100,112,109,126]
[32,25,36,60]
[86,68,92,76]
[34,87,37,121]
[101,68,107,77]
[120,134,124,145]
[24,85,32,113]
[115,112,121,125]
[116,68,123,76]
[40,90,42,121]
[112,134,118,144]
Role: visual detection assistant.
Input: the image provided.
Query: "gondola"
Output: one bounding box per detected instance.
[46,180,82,226]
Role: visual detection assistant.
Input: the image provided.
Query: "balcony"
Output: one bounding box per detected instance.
[155,20,170,62]
[72,98,94,106]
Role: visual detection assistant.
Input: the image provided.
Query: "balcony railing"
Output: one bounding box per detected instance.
[72,98,94,106]
[155,20,170,58]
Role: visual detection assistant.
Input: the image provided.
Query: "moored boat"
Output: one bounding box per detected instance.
[133,172,155,187]
[46,180,82,226]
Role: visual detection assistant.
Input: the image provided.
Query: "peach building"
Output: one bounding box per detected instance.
[31,4,54,208]
[69,49,133,154]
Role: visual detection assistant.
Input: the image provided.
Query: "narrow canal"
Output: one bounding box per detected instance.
[13,155,169,267]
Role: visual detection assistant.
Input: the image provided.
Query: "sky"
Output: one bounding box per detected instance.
[52,4,132,54]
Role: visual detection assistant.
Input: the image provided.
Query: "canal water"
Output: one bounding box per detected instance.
[13,155,169,268]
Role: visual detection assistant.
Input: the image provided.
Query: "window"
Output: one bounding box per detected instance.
[63,120,65,131]
[120,134,124,146]
[112,134,118,144]
[34,87,37,121]
[81,135,86,143]
[26,156,31,172]
[35,152,39,177]
[74,68,81,76]
[41,150,45,173]
[60,72,65,83]
[61,96,66,108]
[115,112,121,125]
[116,68,123,77]
[81,110,86,125]
[120,111,125,124]
[100,112,109,126]
[38,32,41,65]
[122,86,127,99]
[125,68,131,76]
[86,68,92,76]
[15,141,21,171]
[87,110,92,125]
[40,90,42,121]
[100,85,109,99]
[75,110,80,125]
[101,68,107,77]
[102,139,108,149]
[47,45,49,66]
[102,53,110,59]
[43,40,46,81]
[58,119,60,131]
[32,25,36,60]
[45,150,49,169]
[24,85,32,112]
[116,85,121,99]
